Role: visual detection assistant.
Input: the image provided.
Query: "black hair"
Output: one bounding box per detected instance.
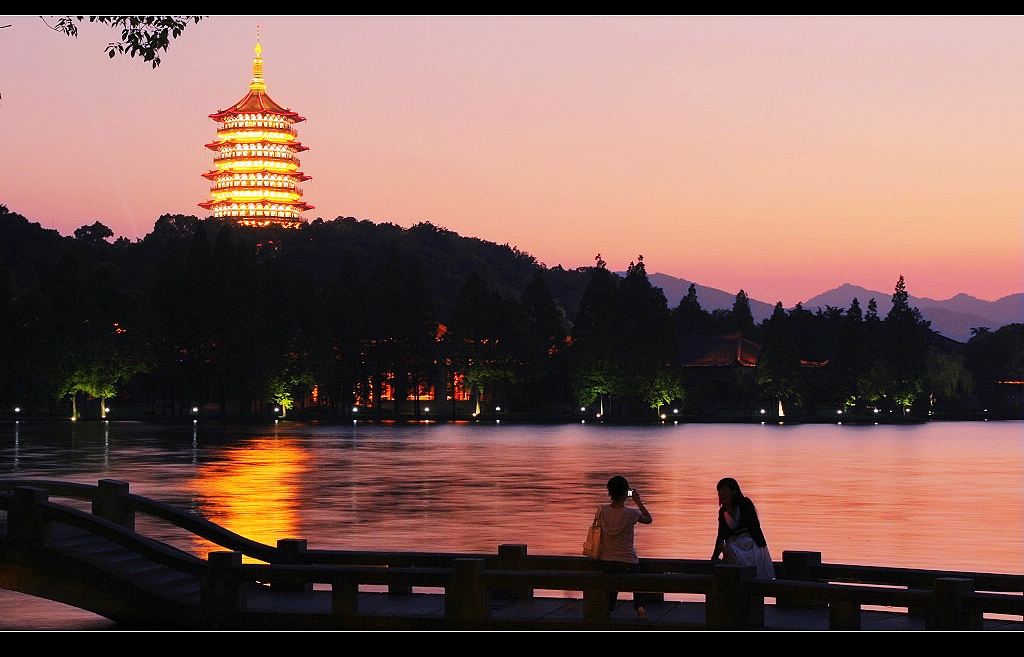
[607,475,630,499]
[716,477,743,500]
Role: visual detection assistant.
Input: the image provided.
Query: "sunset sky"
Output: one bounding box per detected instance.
[1,15,1021,307]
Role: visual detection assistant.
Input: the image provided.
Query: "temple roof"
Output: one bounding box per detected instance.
[197,199,314,212]
[209,90,306,122]
[679,332,760,367]
[204,140,309,152]
[202,169,312,181]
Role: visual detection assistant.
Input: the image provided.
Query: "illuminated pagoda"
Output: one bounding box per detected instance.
[199,28,313,228]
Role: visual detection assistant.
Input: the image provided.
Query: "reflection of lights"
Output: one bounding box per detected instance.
[192,438,309,561]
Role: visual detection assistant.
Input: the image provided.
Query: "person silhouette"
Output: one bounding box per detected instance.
[594,475,653,619]
[711,477,775,579]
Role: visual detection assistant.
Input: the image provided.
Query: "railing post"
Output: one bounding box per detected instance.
[445,558,488,622]
[9,486,48,553]
[273,538,311,592]
[928,577,979,630]
[706,563,761,629]
[331,574,360,617]
[389,580,413,595]
[201,551,246,615]
[387,546,411,595]
[496,543,531,600]
[637,559,664,603]
[93,479,135,530]
[582,581,611,623]
[828,598,861,630]
[776,550,824,608]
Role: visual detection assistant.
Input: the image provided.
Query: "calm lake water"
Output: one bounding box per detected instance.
[1,419,1021,629]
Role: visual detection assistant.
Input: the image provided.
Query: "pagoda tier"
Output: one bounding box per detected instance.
[200,31,313,229]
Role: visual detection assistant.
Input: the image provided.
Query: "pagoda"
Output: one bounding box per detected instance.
[199,29,313,228]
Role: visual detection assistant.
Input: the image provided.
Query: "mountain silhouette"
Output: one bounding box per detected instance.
[644,275,1023,343]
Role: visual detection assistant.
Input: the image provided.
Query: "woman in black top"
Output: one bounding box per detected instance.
[711,477,775,579]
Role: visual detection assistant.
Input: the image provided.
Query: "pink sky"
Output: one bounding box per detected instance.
[1,15,1021,306]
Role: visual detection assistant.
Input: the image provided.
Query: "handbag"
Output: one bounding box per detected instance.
[582,507,602,558]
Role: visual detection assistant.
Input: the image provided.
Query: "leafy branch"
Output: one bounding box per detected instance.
[42,16,204,68]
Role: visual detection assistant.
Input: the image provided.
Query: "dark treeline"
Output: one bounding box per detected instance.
[1,205,1021,423]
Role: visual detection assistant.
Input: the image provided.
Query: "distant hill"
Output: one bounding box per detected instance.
[643,273,775,323]
[644,275,1023,344]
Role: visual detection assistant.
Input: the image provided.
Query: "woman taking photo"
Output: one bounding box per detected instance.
[593,475,653,619]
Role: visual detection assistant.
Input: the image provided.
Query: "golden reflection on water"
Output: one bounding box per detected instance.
[190,436,309,560]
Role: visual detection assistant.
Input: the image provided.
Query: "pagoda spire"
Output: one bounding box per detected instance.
[250,25,265,92]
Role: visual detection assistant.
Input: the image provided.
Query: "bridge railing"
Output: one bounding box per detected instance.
[2,478,1021,630]
[0,477,278,562]
[200,547,1023,630]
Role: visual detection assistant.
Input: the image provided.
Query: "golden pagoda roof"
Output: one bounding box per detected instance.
[197,200,315,212]
[209,90,306,122]
[204,140,309,152]
[202,169,312,182]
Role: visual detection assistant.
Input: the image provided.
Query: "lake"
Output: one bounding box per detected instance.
[1,418,1021,629]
